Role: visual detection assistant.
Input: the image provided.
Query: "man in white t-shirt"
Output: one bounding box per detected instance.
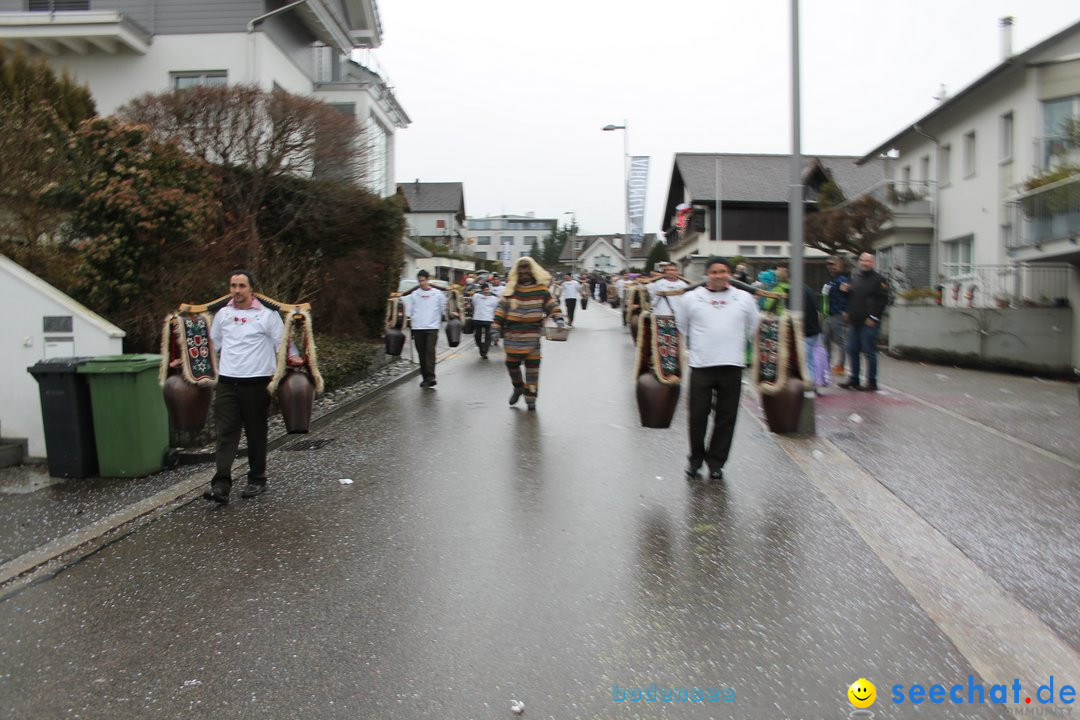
[203,269,302,504]
[647,262,689,315]
[560,273,581,326]
[470,283,501,359]
[675,257,759,483]
[405,269,451,388]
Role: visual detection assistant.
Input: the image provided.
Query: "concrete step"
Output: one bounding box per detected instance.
[0,439,28,469]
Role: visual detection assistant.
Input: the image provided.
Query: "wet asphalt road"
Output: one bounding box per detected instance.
[0,302,1075,719]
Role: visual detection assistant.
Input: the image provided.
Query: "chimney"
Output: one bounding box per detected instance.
[1000,16,1014,60]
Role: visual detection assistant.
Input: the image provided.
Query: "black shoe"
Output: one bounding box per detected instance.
[480,354,488,359]
[419,380,429,387]
[509,389,523,406]
[708,469,724,483]
[864,382,879,392]
[203,480,230,504]
[240,481,267,499]
[428,380,437,387]
[838,379,862,390]
[684,464,701,479]
[526,397,536,411]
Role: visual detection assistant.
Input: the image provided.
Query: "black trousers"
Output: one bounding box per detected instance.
[564,298,577,324]
[412,329,438,382]
[474,321,492,356]
[687,365,743,472]
[214,377,271,485]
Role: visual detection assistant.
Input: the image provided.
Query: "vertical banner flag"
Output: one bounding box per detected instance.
[501,238,513,269]
[627,156,650,249]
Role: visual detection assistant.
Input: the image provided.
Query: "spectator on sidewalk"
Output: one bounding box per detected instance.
[470,282,500,359]
[761,265,790,315]
[762,275,824,388]
[822,256,851,376]
[494,257,564,411]
[405,269,455,389]
[840,252,889,392]
[753,266,777,309]
[675,257,759,484]
[202,269,302,504]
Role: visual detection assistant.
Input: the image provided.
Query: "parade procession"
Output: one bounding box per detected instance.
[4,3,1079,717]
[380,256,820,484]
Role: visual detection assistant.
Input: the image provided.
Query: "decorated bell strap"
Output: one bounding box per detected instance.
[268,306,324,395]
[624,285,641,324]
[446,285,463,319]
[632,311,683,387]
[177,293,312,315]
[385,294,404,330]
[680,279,786,301]
[750,313,808,396]
[158,311,218,387]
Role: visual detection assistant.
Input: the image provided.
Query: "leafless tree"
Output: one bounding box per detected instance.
[118,84,370,270]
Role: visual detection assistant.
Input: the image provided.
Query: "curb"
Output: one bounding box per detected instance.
[0,340,470,598]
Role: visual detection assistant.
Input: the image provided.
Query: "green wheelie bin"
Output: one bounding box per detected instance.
[77,354,169,478]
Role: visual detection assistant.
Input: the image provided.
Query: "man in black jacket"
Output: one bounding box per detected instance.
[839,252,889,392]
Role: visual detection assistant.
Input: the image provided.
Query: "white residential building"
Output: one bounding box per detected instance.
[0,0,408,197]
[466,213,558,269]
[398,181,466,252]
[557,233,660,274]
[858,16,1080,364]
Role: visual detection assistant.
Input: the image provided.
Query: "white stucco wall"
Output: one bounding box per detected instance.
[0,256,125,458]
[47,33,313,115]
[889,305,1073,370]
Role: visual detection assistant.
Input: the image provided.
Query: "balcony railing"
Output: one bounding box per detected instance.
[1008,172,1080,249]
[940,263,1071,308]
[840,179,933,211]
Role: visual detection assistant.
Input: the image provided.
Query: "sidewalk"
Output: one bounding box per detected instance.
[743,353,1080,655]
[0,332,474,591]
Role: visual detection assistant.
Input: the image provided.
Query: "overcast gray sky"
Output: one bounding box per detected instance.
[375,1,1079,236]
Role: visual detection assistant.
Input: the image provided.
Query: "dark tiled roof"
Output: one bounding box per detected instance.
[674,153,886,204]
[397,182,465,214]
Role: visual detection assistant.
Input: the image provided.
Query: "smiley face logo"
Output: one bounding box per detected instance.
[848,678,876,708]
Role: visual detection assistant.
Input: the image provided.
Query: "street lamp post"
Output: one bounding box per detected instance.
[563,211,576,275]
[602,120,629,243]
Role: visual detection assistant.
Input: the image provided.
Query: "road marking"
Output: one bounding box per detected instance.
[879,383,1080,473]
[772,430,1080,687]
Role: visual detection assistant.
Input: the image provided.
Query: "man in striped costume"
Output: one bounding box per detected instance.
[494,257,565,411]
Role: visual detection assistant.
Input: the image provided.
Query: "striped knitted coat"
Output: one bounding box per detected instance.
[493,284,562,358]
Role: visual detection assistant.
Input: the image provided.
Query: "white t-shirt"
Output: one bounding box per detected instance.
[648,278,689,313]
[211,300,284,378]
[561,279,581,300]
[471,293,500,322]
[675,285,760,368]
[406,287,447,330]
